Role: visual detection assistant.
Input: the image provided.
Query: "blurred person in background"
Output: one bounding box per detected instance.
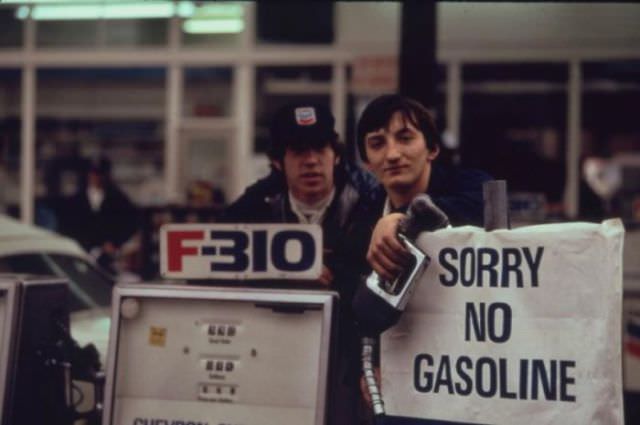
[59,156,138,275]
[186,179,225,208]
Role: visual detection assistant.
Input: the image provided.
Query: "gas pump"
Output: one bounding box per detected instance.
[0,275,104,425]
[102,223,338,425]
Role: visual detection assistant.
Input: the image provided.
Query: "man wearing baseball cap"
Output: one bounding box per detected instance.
[221,102,373,424]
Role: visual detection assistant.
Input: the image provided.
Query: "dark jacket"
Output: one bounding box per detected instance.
[366,162,492,227]
[60,183,138,251]
[220,159,378,223]
[347,163,492,277]
[355,163,492,425]
[219,163,370,302]
[220,162,375,425]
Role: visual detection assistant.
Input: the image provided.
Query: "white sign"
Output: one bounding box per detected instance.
[381,219,624,424]
[160,223,323,280]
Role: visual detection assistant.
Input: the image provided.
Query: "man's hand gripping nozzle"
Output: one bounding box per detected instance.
[354,194,449,421]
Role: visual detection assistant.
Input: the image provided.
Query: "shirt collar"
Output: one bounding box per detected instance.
[289,188,336,224]
[382,197,408,216]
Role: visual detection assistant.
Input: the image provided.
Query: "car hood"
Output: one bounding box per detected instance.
[0,214,86,258]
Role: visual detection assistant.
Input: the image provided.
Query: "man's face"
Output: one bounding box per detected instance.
[363,111,438,198]
[276,144,337,204]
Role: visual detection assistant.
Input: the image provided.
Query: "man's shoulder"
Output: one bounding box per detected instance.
[427,163,492,226]
[240,171,285,199]
[441,162,492,181]
[220,172,285,223]
[338,172,384,206]
[327,178,379,232]
[431,163,492,193]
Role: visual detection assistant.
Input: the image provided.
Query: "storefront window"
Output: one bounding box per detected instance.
[582,60,640,222]
[36,19,99,48]
[460,63,568,218]
[36,18,168,48]
[35,68,166,213]
[27,2,170,48]
[181,67,233,203]
[103,18,168,47]
[255,2,333,45]
[183,67,232,119]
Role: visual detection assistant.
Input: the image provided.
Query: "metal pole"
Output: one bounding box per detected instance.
[164,14,182,204]
[227,2,255,202]
[331,62,347,142]
[20,11,36,224]
[564,60,581,219]
[20,66,35,224]
[231,64,254,201]
[483,180,510,230]
[165,64,182,204]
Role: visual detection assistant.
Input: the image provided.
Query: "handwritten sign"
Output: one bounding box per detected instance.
[381,219,624,424]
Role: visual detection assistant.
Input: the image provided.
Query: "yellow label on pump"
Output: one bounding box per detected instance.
[149,326,167,347]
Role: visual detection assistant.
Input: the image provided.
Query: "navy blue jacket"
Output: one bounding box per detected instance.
[367,162,491,226]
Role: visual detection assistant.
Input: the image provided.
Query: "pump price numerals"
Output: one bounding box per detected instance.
[160,224,323,279]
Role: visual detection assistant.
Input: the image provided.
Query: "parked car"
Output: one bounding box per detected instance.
[0,213,116,362]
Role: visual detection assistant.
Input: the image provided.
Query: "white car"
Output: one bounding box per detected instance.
[0,214,115,362]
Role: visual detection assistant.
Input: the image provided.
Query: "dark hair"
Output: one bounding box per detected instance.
[356,94,441,162]
[268,132,344,162]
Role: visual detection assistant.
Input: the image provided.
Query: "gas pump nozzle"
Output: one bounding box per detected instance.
[354,194,449,337]
[355,195,449,421]
[364,234,428,312]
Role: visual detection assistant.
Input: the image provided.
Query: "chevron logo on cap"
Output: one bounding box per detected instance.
[295,107,317,126]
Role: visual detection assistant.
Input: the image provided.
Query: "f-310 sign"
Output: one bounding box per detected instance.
[160,223,323,280]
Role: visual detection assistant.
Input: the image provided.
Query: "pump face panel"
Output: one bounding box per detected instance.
[104,285,336,425]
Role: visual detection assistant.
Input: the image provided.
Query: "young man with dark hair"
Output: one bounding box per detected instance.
[220,103,373,425]
[356,94,491,281]
[353,95,491,423]
[221,103,373,284]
